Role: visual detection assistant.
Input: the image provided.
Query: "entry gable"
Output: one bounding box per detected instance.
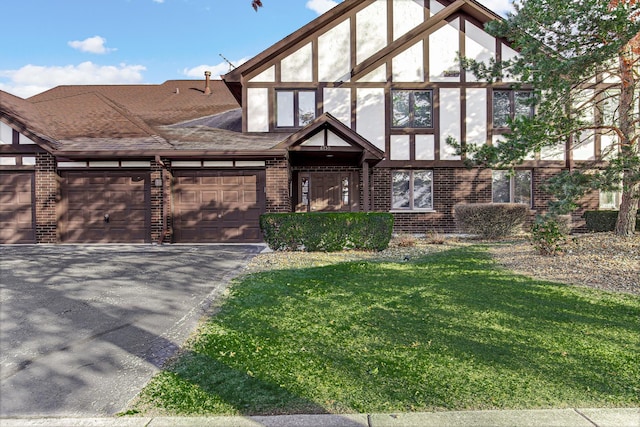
[277,113,384,166]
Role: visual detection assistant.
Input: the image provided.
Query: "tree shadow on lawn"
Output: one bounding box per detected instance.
[140,245,640,414]
[138,349,332,416]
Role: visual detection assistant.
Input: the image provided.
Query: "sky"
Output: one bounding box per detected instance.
[0,0,514,99]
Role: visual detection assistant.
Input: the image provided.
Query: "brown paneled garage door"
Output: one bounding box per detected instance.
[173,170,265,243]
[0,171,35,244]
[59,171,150,243]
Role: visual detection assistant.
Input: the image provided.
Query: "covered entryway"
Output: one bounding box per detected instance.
[59,170,151,243]
[0,171,35,244]
[172,170,265,243]
[278,113,384,213]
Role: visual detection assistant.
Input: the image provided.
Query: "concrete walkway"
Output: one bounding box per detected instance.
[1,408,638,426]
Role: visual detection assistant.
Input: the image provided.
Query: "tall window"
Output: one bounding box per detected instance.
[492,170,531,206]
[392,170,433,210]
[276,90,316,128]
[493,90,533,128]
[392,90,433,128]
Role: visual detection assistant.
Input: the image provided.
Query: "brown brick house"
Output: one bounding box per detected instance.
[1,0,606,244]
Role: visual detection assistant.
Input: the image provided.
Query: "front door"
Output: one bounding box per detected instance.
[297,172,357,212]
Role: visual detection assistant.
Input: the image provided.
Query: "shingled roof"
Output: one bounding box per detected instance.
[1,79,288,156]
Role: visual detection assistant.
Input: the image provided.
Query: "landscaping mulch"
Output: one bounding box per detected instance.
[490,232,639,295]
[244,232,639,296]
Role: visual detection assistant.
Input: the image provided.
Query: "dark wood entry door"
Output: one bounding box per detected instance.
[297,172,357,212]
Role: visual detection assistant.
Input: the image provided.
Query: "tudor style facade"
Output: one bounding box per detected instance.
[0,0,614,244]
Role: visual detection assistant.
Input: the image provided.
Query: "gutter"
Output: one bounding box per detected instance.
[53,149,287,159]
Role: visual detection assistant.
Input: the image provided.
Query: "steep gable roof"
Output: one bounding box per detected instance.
[222,0,503,102]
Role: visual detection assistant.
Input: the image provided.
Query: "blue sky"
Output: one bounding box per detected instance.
[0,0,513,99]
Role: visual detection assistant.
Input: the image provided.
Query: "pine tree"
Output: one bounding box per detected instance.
[461,0,639,236]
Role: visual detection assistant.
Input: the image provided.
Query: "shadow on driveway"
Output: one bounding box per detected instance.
[0,244,262,417]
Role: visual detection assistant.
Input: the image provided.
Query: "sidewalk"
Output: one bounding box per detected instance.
[2,408,638,427]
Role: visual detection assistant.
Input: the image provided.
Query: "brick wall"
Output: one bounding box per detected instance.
[34,152,57,243]
[265,158,291,212]
[371,166,598,234]
[372,168,493,233]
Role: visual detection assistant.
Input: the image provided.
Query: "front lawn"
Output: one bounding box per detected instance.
[130,246,640,415]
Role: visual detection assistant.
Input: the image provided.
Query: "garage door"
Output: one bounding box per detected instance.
[173,170,265,243]
[59,171,150,243]
[0,171,35,244]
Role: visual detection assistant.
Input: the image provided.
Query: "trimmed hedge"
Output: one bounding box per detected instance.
[583,210,640,232]
[454,203,529,239]
[260,212,394,252]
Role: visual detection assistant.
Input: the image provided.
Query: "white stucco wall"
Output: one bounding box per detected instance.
[429,19,460,82]
[393,0,424,40]
[392,41,424,82]
[247,88,269,132]
[390,134,411,160]
[323,88,352,126]
[356,88,385,150]
[356,0,388,65]
[0,122,12,145]
[416,135,435,160]
[465,22,495,83]
[356,65,387,82]
[465,88,487,150]
[439,88,461,160]
[249,66,275,83]
[281,43,313,82]
[318,20,351,82]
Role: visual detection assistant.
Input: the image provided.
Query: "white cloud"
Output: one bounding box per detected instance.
[153,0,164,3]
[68,36,116,54]
[306,0,339,15]
[477,0,514,16]
[182,58,250,80]
[0,62,146,98]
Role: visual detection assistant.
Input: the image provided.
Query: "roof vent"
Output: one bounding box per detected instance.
[204,71,212,95]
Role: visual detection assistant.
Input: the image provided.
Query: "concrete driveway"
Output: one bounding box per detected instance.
[0,244,263,417]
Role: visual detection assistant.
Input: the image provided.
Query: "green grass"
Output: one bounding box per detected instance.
[130,246,640,416]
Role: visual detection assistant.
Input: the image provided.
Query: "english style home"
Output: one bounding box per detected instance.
[0,0,613,244]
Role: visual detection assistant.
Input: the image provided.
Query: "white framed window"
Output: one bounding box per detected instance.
[392,170,433,210]
[391,90,433,128]
[492,170,532,206]
[276,90,316,128]
[493,90,533,128]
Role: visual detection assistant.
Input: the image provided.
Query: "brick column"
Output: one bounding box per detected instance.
[265,157,291,212]
[34,152,57,243]
[150,160,172,243]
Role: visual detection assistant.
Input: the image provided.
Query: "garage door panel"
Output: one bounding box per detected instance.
[222,191,239,203]
[0,172,35,244]
[60,171,150,243]
[173,170,265,243]
[201,191,219,204]
[201,176,219,185]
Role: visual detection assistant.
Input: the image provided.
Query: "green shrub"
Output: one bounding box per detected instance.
[530,215,568,256]
[583,210,640,232]
[259,212,393,252]
[454,203,529,239]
